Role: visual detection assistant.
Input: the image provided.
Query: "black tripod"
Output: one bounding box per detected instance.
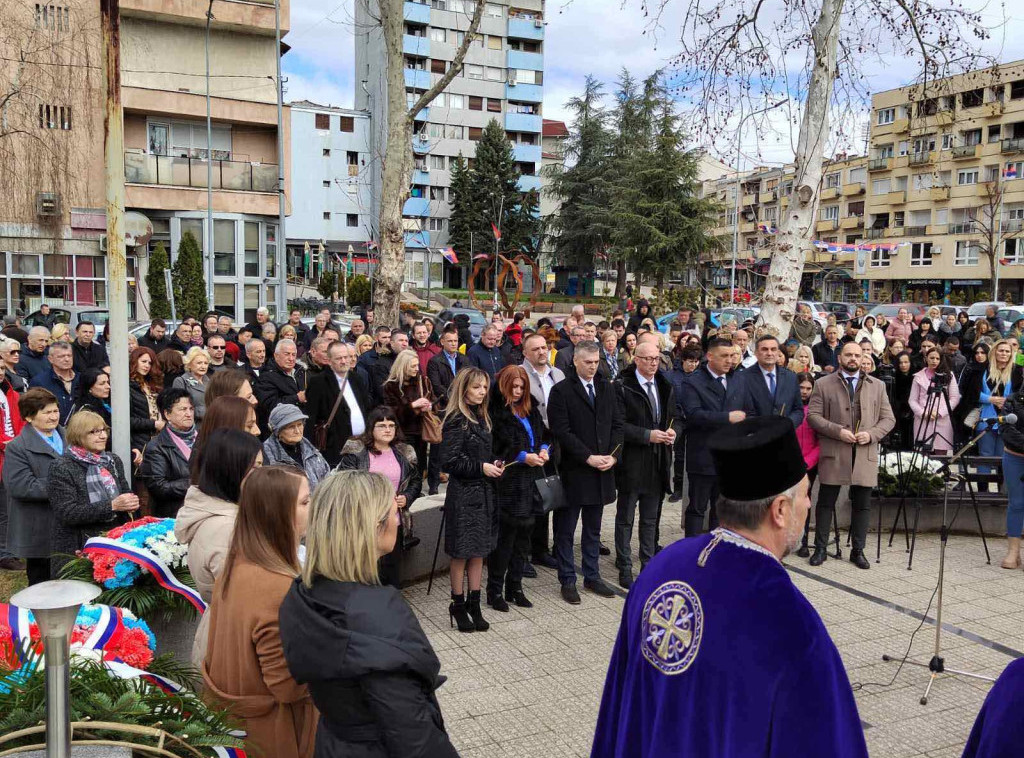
[882,428,997,703]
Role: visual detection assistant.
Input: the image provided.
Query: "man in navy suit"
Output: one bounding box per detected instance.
[679,338,746,536]
[726,334,805,430]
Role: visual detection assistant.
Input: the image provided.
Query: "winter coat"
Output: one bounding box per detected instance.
[338,441,421,505]
[547,373,624,507]
[615,365,674,496]
[47,451,130,575]
[130,380,160,453]
[3,426,66,558]
[796,404,820,470]
[303,370,371,468]
[263,435,331,491]
[18,347,49,382]
[439,411,497,559]
[382,376,434,440]
[790,317,818,348]
[465,342,506,379]
[626,300,654,334]
[71,340,109,373]
[426,351,465,412]
[885,318,915,346]
[553,343,575,375]
[280,577,458,758]
[30,368,79,426]
[0,376,25,477]
[137,332,171,353]
[138,427,192,516]
[813,340,842,372]
[856,327,887,356]
[204,560,316,758]
[4,369,27,395]
[908,321,937,353]
[412,341,441,377]
[908,368,960,453]
[488,392,547,520]
[254,362,308,435]
[172,372,210,423]
[174,485,237,668]
[999,391,1024,455]
[807,372,895,487]
[368,352,397,405]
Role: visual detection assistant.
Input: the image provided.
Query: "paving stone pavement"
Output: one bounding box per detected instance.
[402,497,1023,757]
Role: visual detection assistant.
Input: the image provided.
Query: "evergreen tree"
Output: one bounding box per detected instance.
[145,241,172,320]
[447,154,480,257]
[545,77,613,278]
[171,230,208,318]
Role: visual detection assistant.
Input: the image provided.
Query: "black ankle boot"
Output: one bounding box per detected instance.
[487,589,510,612]
[467,590,489,631]
[506,586,532,608]
[449,593,475,633]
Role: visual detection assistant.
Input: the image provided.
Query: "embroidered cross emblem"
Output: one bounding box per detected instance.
[648,595,693,660]
[641,581,703,675]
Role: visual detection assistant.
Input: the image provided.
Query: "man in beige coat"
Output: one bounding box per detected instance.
[807,341,894,569]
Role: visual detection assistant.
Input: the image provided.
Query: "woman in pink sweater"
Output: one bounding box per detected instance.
[795,371,820,558]
[885,307,916,346]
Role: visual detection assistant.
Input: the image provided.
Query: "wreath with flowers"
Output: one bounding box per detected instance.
[59,517,202,623]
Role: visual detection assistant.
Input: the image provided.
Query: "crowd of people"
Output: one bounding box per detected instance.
[2,297,1024,755]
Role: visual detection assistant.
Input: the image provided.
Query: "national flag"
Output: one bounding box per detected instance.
[473,253,490,260]
[491,222,502,241]
[365,240,378,250]
[442,246,458,265]
[1005,163,1018,180]
[1000,257,1012,266]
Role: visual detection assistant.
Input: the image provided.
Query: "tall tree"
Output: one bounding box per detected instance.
[446,154,479,257]
[172,231,208,319]
[145,241,171,320]
[545,77,613,283]
[974,179,1024,298]
[366,0,483,328]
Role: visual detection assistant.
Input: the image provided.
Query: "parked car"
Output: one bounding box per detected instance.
[437,307,488,341]
[868,303,929,324]
[997,307,1024,327]
[967,301,1008,318]
[24,306,110,329]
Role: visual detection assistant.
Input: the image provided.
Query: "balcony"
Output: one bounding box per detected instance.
[926,224,948,235]
[951,222,977,234]
[820,186,840,200]
[1003,219,1024,233]
[505,112,542,133]
[739,221,756,234]
[404,68,431,90]
[885,226,905,238]
[868,157,891,171]
[518,174,542,192]
[841,182,865,196]
[124,152,277,192]
[404,230,430,249]
[908,151,932,166]
[403,34,430,56]
[893,117,910,133]
[985,101,1004,118]
[741,193,757,206]
[412,168,431,185]
[508,17,545,41]
[506,82,543,103]
[507,49,543,71]
[840,215,864,230]
[403,1,431,24]
[1002,138,1024,153]
[758,190,778,203]
[887,189,907,204]
[953,144,979,159]
[931,186,950,201]
[865,228,886,239]
[816,219,839,233]
[412,133,431,153]
[904,226,927,236]
[512,143,542,163]
[403,196,430,217]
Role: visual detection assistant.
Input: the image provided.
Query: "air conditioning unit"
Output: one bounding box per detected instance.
[418,133,429,142]
[932,246,942,255]
[99,234,107,252]
[534,19,543,28]
[422,167,430,174]
[508,74,517,86]
[36,192,60,216]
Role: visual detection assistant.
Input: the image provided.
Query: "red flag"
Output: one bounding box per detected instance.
[491,222,502,241]
[442,246,458,265]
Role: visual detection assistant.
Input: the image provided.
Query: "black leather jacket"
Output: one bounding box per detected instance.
[138,427,192,517]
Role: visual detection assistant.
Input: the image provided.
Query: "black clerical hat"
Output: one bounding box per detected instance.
[709,416,807,501]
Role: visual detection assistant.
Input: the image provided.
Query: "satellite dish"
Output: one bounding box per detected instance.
[123,211,153,247]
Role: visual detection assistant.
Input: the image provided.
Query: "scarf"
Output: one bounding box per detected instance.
[0,391,12,438]
[168,424,197,460]
[69,445,119,505]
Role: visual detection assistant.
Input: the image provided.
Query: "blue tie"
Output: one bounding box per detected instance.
[767,372,776,398]
[587,383,596,407]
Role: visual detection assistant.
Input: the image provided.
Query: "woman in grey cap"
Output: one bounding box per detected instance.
[262,403,330,490]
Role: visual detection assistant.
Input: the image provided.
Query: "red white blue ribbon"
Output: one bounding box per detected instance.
[82,536,207,613]
[6,604,33,662]
[105,659,184,694]
[212,747,248,758]
[81,604,121,651]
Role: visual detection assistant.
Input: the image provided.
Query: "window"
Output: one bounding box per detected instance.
[941,133,954,150]
[485,2,503,16]
[346,151,358,166]
[847,200,865,216]
[433,93,446,108]
[893,211,905,228]
[486,67,503,81]
[147,122,169,155]
[449,94,464,109]
[877,107,895,125]
[1007,161,1024,180]
[469,95,483,111]
[1012,80,1024,100]
[168,121,231,159]
[986,165,1000,182]
[848,167,866,183]
[487,35,502,50]
[244,222,259,277]
[347,214,358,227]
[825,172,840,188]
[429,154,445,170]
[989,124,1002,143]
[1006,239,1024,264]
[445,124,464,139]
[429,218,445,231]
[487,98,501,113]
[429,123,444,138]
[38,104,72,130]
[510,102,538,114]
[937,170,952,187]
[340,116,354,133]
[214,220,236,277]
[911,242,933,267]
[963,128,982,146]
[821,205,839,221]
[323,212,331,220]
[877,144,894,159]
[764,206,777,223]
[513,69,541,84]
[468,127,483,141]
[35,4,70,30]
[430,27,446,42]
[315,113,330,130]
[322,180,330,188]
[872,178,891,195]
[955,240,979,266]
[430,58,446,74]
[912,134,935,153]
[958,169,979,185]
[962,88,984,108]
[898,141,909,156]
[429,186,446,201]
[322,149,330,157]
[405,57,426,70]
[465,65,484,80]
[870,248,891,268]
[912,173,933,190]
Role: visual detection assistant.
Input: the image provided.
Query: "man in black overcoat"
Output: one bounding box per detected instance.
[305,341,370,467]
[547,340,624,604]
[426,327,465,494]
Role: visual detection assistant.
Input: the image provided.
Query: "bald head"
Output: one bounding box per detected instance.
[634,341,661,380]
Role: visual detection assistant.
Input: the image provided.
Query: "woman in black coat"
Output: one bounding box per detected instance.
[486,366,548,612]
[954,342,991,441]
[138,387,197,517]
[69,369,112,449]
[129,347,165,457]
[280,470,458,758]
[439,367,503,633]
[891,351,916,451]
[47,409,138,575]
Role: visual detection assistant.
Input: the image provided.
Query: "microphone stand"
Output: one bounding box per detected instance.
[881,422,996,704]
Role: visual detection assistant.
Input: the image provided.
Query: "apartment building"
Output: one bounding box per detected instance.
[703,154,867,302]
[286,102,374,280]
[0,0,290,323]
[354,0,545,290]
[862,60,1024,303]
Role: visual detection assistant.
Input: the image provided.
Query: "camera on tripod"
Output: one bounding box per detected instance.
[928,371,951,392]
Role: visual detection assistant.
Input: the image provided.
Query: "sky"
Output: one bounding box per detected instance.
[281,0,1024,170]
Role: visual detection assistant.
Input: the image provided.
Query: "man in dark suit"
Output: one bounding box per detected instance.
[425,327,465,494]
[726,334,805,429]
[554,325,585,375]
[679,337,746,536]
[71,321,109,373]
[305,341,369,468]
[613,341,675,589]
[253,338,307,436]
[547,340,624,604]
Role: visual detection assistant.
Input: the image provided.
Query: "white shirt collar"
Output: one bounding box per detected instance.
[707,366,726,381]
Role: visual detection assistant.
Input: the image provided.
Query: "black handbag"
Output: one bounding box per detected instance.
[533,474,567,515]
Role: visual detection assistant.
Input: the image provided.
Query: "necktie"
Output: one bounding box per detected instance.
[767,372,776,398]
[646,380,659,420]
[718,375,726,391]
[587,383,596,407]
[845,376,856,402]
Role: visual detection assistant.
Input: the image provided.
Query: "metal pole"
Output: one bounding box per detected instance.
[205,0,215,309]
[275,0,287,319]
[101,0,130,470]
[425,247,432,306]
[164,268,177,325]
[731,104,744,306]
[494,197,504,314]
[995,177,1005,300]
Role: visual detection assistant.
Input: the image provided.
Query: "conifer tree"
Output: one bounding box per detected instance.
[171,230,208,318]
[447,154,479,257]
[145,241,172,320]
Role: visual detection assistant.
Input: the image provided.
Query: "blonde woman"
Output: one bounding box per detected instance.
[51,323,72,343]
[792,345,821,376]
[173,346,212,422]
[440,368,501,633]
[354,333,374,356]
[974,339,1023,468]
[382,350,434,479]
[279,470,459,757]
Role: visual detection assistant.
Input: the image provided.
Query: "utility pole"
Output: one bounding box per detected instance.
[101,0,131,469]
[205,0,215,308]
[275,0,287,318]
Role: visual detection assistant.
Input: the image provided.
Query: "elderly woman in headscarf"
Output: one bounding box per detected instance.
[261,403,330,491]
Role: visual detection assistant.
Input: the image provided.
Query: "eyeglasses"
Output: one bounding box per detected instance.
[88,428,109,436]
[6,350,19,355]
[209,346,226,350]
[375,422,397,429]
[635,355,660,362]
